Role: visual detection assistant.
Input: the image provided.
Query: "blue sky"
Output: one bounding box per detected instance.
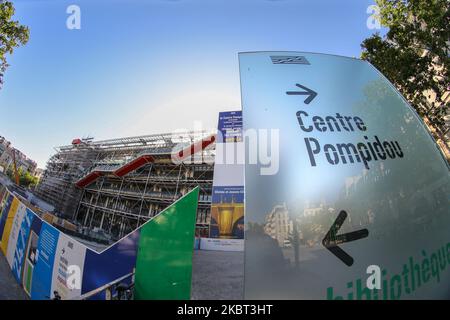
[0,0,383,167]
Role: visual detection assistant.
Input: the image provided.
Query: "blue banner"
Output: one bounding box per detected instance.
[11,208,35,283]
[217,111,243,143]
[30,223,60,300]
[81,229,140,299]
[0,194,13,238]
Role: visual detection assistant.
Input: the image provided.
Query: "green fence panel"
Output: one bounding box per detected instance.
[134,187,199,300]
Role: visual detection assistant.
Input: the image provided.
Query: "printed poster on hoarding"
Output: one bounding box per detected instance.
[51,233,87,299]
[0,192,12,232]
[22,217,43,296]
[6,202,27,267]
[81,229,140,299]
[0,194,14,242]
[0,186,6,206]
[209,111,245,239]
[209,186,244,239]
[217,111,243,143]
[0,197,20,255]
[31,223,60,300]
[11,208,35,283]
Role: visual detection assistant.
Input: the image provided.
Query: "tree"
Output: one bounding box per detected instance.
[6,166,38,188]
[361,0,449,138]
[20,169,38,188]
[0,0,29,89]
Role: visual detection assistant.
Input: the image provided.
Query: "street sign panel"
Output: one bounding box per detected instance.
[240,52,450,299]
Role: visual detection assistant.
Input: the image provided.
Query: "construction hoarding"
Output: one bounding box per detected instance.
[0,183,198,300]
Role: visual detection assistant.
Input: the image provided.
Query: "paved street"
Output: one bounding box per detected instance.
[0,252,28,300]
[191,250,244,300]
[0,248,243,300]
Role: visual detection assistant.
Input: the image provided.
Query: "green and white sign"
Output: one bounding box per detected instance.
[240,52,450,299]
[134,187,199,300]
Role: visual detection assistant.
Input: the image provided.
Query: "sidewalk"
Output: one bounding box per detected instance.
[191,250,244,300]
[0,252,28,300]
[0,248,243,300]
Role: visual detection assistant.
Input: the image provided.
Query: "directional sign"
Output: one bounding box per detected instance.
[240,52,450,300]
[286,84,318,104]
[322,211,369,266]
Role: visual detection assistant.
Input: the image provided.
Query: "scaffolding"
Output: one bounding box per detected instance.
[35,130,216,240]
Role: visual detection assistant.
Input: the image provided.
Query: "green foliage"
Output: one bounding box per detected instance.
[0,0,29,88]
[6,166,38,188]
[361,0,449,134]
[20,169,38,188]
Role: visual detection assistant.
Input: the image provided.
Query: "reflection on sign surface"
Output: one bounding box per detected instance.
[240,52,450,299]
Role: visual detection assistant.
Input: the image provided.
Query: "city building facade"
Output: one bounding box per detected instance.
[0,135,37,175]
[35,131,216,240]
